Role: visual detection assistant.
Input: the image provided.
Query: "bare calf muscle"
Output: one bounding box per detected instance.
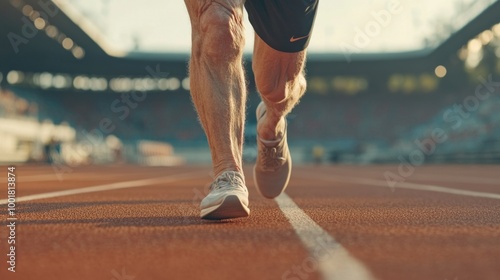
[184,0,318,219]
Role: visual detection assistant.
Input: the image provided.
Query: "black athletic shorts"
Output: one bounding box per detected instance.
[245,0,319,53]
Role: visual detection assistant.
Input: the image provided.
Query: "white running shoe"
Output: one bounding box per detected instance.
[253,102,292,199]
[200,171,250,220]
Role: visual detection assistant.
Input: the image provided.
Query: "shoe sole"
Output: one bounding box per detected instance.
[200,195,250,220]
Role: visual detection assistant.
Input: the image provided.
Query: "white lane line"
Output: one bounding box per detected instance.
[18,174,121,182]
[0,171,203,205]
[302,173,500,200]
[321,167,500,185]
[408,173,499,185]
[1,173,147,182]
[275,193,376,280]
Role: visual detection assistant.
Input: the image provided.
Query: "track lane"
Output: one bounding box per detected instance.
[0,167,318,280]
[309,165,500,194]
[0,166,212,197]
[289,167,500,280]
[1,165,499,280]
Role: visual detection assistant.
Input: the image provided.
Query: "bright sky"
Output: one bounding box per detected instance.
[65,0,495,54]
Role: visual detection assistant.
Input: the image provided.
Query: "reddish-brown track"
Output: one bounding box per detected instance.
[0,164,498,280]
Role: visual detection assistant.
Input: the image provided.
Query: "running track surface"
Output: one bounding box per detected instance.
[0,164,499,280]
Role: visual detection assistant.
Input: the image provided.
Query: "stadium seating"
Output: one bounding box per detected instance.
[3,86,499,164]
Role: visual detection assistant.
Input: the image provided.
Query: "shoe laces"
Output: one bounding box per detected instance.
[260,145,286,172]
[209,171,245,192]
[256,104,287,171]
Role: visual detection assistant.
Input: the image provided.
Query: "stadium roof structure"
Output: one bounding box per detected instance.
[1,0,500,79]
[0,0,187,78]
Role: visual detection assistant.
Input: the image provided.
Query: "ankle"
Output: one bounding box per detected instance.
[257,115,286,141]
[213,165,243,179]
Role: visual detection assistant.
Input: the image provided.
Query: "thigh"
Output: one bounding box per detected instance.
[245,0,319,53]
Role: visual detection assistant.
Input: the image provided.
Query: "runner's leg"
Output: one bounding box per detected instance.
[184,0,247,177]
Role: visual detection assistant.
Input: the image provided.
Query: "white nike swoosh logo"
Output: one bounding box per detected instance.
[290,35,309,43]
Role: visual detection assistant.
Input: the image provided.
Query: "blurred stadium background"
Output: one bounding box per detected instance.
[1,0,500,167]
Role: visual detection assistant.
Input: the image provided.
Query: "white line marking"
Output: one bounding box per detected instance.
[304,173,500,200]
[16,174,123,182]
[408,173,499,185]
[0,172,203,205]
[275,193,376,280]
[325,167,499,185]
[0,173,149,182]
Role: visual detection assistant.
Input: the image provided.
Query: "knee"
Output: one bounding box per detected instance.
[256,70,307,103]
[193,3,244,63]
